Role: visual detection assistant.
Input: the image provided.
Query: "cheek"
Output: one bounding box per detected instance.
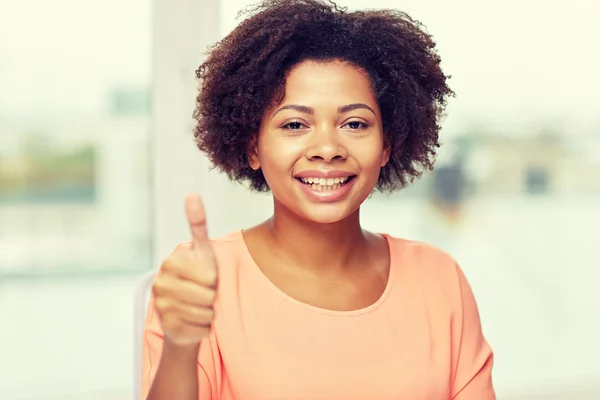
[353,143,387,170]
[257,139,302,180]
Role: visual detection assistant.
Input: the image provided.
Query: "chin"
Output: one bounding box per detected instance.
[306,215,346,225]
[300,206,357,225]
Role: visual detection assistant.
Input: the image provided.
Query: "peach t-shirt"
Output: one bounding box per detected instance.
[141,230,495,399]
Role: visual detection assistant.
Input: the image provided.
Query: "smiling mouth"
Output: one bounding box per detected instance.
[296,176,356,191]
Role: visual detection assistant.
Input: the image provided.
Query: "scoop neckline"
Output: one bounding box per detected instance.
[235,229,396,317]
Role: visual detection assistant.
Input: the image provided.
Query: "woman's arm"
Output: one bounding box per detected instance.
[142,299,208,400]
[144,195,219,400]
[146,341,200,400]
[450,265,496,400]
[141,293,219,400]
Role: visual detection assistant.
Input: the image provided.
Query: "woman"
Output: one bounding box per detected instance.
[142,0,496,399]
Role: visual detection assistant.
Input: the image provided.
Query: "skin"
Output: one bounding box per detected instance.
[245,59,392,311]
[148,59,392,400]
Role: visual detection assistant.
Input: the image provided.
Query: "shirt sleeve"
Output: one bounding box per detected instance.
[450,264,496,400]
[140,279,221,400]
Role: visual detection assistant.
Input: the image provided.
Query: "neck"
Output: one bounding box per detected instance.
[265,200,369,273]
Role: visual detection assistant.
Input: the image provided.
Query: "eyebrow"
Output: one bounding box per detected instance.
[272,103,376,117]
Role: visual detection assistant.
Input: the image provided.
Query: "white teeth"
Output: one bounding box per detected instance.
[299,176,351,188]
[300,176,349,184]
[314,183,342,191]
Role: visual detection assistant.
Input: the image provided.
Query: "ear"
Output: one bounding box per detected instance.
[381,138,392,167]
[247,135,260,170]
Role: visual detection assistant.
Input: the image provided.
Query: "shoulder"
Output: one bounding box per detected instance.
[385,234,466,307]
[209,230,248,265]
[386,234,458,274]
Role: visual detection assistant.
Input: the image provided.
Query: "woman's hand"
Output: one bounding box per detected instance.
[152,194,218,347]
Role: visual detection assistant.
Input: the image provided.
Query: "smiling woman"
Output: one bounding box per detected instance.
[248,60,389,223]
[194,0,453,194]
[141,1,495,399]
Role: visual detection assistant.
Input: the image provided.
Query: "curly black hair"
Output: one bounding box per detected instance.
[193,0,454,192]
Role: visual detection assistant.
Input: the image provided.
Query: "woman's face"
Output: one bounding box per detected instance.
[249,59,390,224]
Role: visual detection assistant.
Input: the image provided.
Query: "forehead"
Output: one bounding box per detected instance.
[281,60,377,105]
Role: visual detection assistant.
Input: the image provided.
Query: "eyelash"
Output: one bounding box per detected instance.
[281,120,370,131]
[281,121,306,131]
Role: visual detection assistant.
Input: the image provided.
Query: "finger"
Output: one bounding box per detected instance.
[163,253,217,287]
[161,315,212,344]
[170,303,214,326]
[185,193,209,251]
[181,308,214,327]
[154,274,216,307]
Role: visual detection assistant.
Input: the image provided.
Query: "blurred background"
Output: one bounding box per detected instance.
[0,0,598,399]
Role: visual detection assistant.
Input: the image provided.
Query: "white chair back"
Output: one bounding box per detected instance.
[133,269,158,400]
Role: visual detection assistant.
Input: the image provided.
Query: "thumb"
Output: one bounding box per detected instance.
[185,193,210,251]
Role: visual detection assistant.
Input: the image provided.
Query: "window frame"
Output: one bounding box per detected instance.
[152,0,223,267]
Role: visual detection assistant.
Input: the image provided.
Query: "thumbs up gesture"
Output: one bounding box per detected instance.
[152,194,218,346]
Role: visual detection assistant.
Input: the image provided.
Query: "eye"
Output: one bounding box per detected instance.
[281,121,307,131]
[343,120,369,130]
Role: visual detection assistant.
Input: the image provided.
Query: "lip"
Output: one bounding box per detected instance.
[294,170,356,179]
[295,175,357,203]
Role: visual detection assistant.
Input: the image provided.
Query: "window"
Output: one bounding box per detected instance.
[0,0,152,277]
[0,1,153,399]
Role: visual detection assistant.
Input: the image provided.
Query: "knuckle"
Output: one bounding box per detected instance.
[153,297,173,314]
[177,242,193,253]
[162,253,190,273]
[206,309,215,323]
[153,297,165,311]
[203,288,217,305]
[198,307,214,323]
[152,276,175,297]
[151,279,164,295]
[199,268,218,286]
[161,256,175,271]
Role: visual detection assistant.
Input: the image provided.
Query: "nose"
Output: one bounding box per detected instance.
[305,126,348,162]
